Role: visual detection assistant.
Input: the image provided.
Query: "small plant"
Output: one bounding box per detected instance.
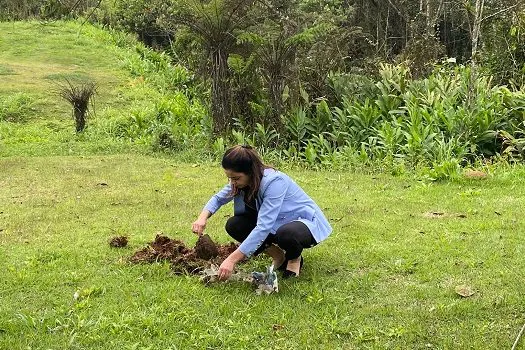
[58,79,97,133]
[0,93,34,122]
[253,123,279,149]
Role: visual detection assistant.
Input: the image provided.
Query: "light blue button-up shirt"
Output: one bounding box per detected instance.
[204,168,332,256]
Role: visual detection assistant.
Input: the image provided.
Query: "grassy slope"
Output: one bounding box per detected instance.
[1,155,525,349]
[0,21,149,156]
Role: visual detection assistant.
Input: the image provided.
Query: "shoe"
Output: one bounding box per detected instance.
[282,256,303,279]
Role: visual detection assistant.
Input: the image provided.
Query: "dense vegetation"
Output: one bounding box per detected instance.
[0,1,525,176]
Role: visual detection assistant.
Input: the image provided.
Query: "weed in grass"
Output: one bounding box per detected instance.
[0,92,34,122]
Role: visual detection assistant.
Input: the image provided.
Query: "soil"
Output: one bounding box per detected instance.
[464,170,487,179]
[109,236,128,248]
[194,234,219,260]
[130,233,238,275]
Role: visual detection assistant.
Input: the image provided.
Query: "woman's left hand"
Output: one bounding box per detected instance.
[218,257,235,281]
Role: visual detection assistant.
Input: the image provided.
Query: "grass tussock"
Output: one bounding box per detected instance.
[58,78,97,132]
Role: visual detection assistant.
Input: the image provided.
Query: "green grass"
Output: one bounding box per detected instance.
[0,21,157,156]
[1,155,525,349]
[0,21,126,113]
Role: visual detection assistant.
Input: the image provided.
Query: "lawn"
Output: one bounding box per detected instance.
[1,155,524,349]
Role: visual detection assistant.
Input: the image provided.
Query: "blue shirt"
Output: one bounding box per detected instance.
[204,169,332,256]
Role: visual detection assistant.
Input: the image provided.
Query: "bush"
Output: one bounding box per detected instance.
[224,63,525,171]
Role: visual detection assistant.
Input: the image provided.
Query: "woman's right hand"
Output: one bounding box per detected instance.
[192,218,207,235]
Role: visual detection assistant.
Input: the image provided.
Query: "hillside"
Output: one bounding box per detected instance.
[0,21,151,156]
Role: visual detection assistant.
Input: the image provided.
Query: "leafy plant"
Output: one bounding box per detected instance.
[0,93,34,123]
[58,79,97,133]
[283,106,309,151]
[253,123,279,149]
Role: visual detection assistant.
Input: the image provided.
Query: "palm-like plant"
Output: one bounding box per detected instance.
[160,0,254,135]
[58,79,96,133]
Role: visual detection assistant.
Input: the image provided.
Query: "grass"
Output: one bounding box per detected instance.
[0,21,125,114]
[1,155,525,349]
[0,21,156,157]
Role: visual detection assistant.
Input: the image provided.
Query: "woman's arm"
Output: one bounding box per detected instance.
[218,248,246,280]
[192,183,233,235]
[218,177,288,280]
[203,183,234,213]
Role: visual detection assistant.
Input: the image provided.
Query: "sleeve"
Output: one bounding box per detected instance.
[238,177,288,256]
[203,183,234,214]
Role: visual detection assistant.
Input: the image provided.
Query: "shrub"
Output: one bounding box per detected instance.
[58,79,97,133]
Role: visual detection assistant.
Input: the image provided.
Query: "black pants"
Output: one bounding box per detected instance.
[225,213,317,260]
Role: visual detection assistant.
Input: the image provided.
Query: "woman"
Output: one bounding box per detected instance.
[192,145,332,281]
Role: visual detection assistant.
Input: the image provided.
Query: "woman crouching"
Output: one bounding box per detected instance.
[192,145,332,281]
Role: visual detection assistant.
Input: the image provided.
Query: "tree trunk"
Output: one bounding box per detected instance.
[471,0,485,66]
[210,48,231,136]
[268,72,284,132]
[74,105,87,133]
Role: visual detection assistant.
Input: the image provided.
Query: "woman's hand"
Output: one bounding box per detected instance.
[192,210,212,235]
[218,256,236,281]
[191,218,207,235]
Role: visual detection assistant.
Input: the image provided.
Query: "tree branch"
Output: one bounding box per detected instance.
[482,4,519,22]
[384,0,408,21]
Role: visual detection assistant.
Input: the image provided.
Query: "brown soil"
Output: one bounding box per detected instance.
[109,236,128,248]
[464,169,487,179]
[130,233,238,275]
[195,234,219,260]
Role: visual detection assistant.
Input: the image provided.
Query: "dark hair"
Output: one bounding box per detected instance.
[221,145,270,200]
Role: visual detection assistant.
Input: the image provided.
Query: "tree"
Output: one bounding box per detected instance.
[236,0,358,130]
[470,0,484,67]
[160,0,254,135]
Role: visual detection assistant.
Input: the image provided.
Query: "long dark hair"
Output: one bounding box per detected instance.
[221,145,271,200]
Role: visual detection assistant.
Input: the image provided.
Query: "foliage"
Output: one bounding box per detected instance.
[0,0,97,20]
[58,78,97,132]
[157,0,255,135]
[123,45,197,94]
[3,19,525,175]
[81,23,209,151]
[0,93,34,123]
[227,62,525,173]
[397,35,446,78]
[96,0,171,47]
[480,8,525,86]
[232,0,359,131]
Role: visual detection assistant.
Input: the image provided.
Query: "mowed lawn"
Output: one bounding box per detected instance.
[1,154,524,349]
[0,21,129,117]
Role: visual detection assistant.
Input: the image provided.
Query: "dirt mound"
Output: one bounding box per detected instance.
[130,233,238,275]
[195,234,219,260]
[109,236,128,248]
